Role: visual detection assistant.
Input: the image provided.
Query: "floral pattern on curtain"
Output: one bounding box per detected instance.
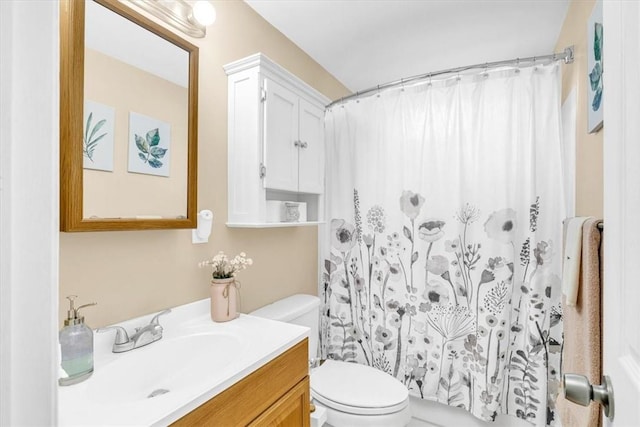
[321,64,565,426]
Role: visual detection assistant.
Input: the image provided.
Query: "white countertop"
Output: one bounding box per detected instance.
[58,299,308,426]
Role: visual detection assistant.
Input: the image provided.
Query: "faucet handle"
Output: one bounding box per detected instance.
[96,325,130,344]
[150,309,171,326]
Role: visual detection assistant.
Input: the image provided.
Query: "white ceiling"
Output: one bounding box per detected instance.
[244,0,570,93]
[86,0,188,87]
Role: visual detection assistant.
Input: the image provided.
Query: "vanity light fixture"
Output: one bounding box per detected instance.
[192,1,216,26]
[130,0,216,38]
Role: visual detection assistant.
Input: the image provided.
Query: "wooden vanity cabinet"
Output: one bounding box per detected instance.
[172,339,310,427]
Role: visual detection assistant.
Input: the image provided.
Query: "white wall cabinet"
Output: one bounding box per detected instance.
[224,54,329,227]
[263,79,324,194]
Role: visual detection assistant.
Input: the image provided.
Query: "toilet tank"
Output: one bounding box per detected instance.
[249,294,320,358]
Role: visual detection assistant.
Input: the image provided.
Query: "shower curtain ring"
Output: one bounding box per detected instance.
[400,78,405,92]
[515,58,521,74]
[377,85,381,98]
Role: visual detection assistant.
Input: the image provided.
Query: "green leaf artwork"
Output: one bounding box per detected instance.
[135,128,167,169]
[592,86,603,112]
[593,22,603,62]
[590,21,603,112]
[589,62,601,91]
[83,112,107,162]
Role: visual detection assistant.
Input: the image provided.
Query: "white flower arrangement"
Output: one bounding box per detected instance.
[199,251,253,279]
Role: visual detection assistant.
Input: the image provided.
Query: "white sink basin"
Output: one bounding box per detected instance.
[87,332,243,404]
[58,301,309,426]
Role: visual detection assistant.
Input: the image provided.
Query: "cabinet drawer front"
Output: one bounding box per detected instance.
[248,377,310,427]
[172,339,308,426]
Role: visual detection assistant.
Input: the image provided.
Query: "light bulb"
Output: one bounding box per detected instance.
[192,1,216,26]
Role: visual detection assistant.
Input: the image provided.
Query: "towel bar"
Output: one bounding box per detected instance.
[562,219,603,230]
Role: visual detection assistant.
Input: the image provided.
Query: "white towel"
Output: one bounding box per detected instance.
[562,217,590,306]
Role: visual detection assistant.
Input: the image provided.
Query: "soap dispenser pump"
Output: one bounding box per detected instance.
[59,295,97,386]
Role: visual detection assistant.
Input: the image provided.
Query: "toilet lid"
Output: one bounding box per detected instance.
[310,360,409,416]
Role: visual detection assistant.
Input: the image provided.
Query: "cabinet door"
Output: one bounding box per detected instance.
[263,78,299,192]
[248,377,310,427]
[297,99,324,194]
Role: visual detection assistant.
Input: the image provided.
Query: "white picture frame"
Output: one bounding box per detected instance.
[587,0,603,133]
[127,111,171,177]
[83,100,115,171]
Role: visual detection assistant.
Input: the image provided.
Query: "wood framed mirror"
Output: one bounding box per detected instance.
[60,0,198,231]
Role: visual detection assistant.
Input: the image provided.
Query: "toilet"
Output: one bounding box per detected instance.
[250,294,412,427]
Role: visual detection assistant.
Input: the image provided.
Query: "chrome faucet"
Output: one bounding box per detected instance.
[97,309,171,353]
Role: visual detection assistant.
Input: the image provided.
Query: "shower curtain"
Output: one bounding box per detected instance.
[321,63,564,426]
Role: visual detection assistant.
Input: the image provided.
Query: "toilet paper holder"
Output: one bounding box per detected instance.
[192,210,213,244]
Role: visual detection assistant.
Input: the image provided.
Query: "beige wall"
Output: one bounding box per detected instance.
[555,0,603,217]
[84,49,188,218]
[60,0,350,327]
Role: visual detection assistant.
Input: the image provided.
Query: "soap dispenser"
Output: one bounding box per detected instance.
[59,295,97,386]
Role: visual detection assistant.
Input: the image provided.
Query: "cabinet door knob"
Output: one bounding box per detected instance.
[293,140,301,147]
[300,141,308,149]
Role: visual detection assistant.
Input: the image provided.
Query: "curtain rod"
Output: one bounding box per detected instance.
[326,46,575,109]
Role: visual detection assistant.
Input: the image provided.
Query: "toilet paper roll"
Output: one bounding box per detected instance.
[193,209,213,243]
[199,209,213,220]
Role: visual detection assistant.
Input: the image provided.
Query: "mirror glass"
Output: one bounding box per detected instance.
[60,0,198,231]
[83,0,188,219]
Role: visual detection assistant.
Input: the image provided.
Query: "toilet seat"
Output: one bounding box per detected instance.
[310,360,409,416]
[312,391,409,416]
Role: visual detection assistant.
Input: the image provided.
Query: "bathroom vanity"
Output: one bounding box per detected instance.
[58,299,310,426]
[173,340,309,426]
